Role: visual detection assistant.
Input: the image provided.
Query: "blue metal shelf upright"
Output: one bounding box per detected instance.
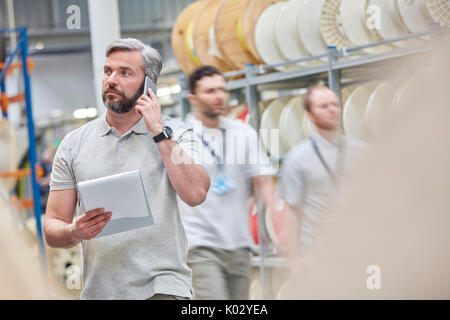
[0,27,46,270]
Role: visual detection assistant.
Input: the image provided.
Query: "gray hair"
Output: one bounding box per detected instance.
[105,38,163,83]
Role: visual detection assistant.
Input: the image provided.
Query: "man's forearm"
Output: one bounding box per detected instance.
[44,218,79,249]
[157,139,210,206]
[252,176,276,210]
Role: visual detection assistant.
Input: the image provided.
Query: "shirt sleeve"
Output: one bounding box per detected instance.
[244,126,278,178]
[173,127,204,168]
[278,151,305,209]
[49,137,76,191]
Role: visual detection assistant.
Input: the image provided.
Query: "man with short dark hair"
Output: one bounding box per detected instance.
[279,85,366,260]
[179,65,277,300]
[43,38,210,300]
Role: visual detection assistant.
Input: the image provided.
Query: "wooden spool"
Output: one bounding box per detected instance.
[242,0,287,65]
[343,81,381,141]
[171,1,206,75]
[215,0,261,70]
[192,0,234,72]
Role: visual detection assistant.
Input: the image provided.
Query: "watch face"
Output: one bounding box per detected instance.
[164,126,173,138]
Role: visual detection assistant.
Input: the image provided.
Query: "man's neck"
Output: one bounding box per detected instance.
[106,109,141,135]
[195,112,220,129]
[315,127,340,144]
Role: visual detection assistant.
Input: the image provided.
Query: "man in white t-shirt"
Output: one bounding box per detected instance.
[178,65,277,300]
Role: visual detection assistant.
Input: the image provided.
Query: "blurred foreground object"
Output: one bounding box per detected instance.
[282,43,450,299]
[0,183,48,299]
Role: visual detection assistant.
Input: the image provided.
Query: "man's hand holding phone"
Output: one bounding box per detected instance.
[135,76,164,135]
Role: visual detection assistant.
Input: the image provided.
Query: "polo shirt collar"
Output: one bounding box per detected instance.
[99,112,112,137]
[131,117,149,135]
[99,112,149,137]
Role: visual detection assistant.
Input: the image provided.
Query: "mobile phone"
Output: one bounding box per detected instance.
[143,75,157,97]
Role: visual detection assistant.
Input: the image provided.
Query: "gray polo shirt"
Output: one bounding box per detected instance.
[278,132,366,255]
[50,112,201,299]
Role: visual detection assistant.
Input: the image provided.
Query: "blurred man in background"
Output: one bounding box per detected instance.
[278,85,366,265]
[285,64,450,299]
[179,65,277,300]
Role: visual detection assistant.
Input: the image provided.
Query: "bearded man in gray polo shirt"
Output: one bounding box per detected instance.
[43,38,210,300]
[279,85,366,262]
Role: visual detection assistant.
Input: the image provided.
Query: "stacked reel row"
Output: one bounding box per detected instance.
[172,0,450,74]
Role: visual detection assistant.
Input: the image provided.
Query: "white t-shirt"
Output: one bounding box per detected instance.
[178,114,277,251]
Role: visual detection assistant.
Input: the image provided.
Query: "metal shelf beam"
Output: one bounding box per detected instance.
[0,27,46,274]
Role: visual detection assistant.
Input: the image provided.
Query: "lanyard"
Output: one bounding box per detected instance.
[310,136,345,189]
[198,128,226,171]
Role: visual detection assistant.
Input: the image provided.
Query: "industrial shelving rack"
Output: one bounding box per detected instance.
[179,23,448,299]
[0,27,46,271]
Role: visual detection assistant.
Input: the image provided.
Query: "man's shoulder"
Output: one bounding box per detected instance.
[282,139,313,168]
[288,139,313,157]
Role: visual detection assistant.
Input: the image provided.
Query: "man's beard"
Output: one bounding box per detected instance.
[102,82,144,114]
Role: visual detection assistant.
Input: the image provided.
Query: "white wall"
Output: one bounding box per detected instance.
[29,53,97,127]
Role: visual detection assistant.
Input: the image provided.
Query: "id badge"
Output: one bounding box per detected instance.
[212,174,236,195]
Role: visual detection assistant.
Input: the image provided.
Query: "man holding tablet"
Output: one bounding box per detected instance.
[43,38,210,300]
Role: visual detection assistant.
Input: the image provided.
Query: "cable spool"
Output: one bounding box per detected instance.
[397,0,435,35]
[367,0,418,48]
[227,104,249,123]
[426,0,450,27]
[192,0,234,72]
[365,78,404,141]
[343,81,381,141]
[259,99,273,116]
[340,0,390,54]
[320,0,354,49]
[260,96,292,159]
[254,2,291,69]
[276,281,292,299]
[0,119,18,191]
[393,73,424,121]
[297,0,328,58]
[171,1,206,75]
[185,21,202,67]
[249,277,263,300]
[341,84,359,107]
[279,95,307,150]
[215,0,261,70]
[242,0,287,65]
[275,0,310,67]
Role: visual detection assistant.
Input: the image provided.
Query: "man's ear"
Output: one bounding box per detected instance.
[187,93,198,107]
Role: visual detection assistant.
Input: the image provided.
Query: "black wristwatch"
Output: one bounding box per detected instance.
[153,126,173,143]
